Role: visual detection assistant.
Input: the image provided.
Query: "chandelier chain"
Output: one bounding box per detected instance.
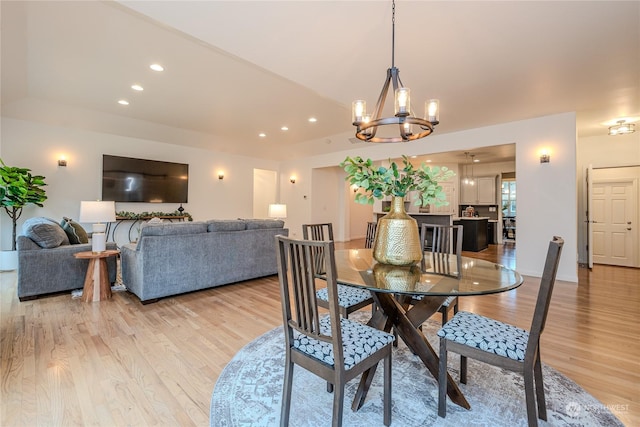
[391,0,396,68]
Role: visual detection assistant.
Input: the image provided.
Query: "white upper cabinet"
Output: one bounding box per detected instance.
[460,176,497,205]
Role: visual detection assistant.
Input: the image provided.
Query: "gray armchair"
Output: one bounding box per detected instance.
[17,235,117,301]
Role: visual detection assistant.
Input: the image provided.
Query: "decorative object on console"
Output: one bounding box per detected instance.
[79,201,116,253]
[268,204,287,220]
[115,210,193,221]
[340,155,454,265]
[0,158,48,250]
[351,0,439,143]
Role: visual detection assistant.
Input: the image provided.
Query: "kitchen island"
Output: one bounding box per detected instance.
[453,217,489,252]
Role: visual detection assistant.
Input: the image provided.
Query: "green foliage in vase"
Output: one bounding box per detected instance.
[340,155,455,207]
[116,210,193,221]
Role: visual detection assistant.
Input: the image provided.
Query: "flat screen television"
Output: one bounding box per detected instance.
[102,155,188,203]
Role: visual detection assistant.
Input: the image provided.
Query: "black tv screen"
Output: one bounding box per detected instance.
[102,155,189,203]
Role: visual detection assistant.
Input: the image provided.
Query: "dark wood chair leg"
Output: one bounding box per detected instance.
[524,367,539,427]
[438,337,448,417]
[534,348,547,421]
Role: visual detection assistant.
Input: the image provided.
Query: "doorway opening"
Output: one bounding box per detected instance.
[501,174,516,243]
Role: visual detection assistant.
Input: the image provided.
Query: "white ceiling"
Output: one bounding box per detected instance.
[1,1,638,162]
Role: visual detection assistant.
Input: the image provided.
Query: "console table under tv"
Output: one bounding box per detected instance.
[106,215,189,246]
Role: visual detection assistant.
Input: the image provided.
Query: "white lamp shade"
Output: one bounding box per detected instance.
[79,201,116,224]
[268,204,287,219]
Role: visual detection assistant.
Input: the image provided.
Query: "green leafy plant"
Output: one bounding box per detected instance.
[0,159,48,250]
[116,210,193,221]
[340,155,455,207]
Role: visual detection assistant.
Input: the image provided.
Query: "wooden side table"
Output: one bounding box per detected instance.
[74,250,120,302]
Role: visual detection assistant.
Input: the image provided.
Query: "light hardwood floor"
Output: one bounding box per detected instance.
[1,241,638,426]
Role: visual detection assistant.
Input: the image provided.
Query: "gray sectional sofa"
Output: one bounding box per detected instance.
[17,217,118,301]
[120,219,288,303]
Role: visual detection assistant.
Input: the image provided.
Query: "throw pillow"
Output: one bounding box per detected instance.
[22,217,70,248]
[60,217,89,244]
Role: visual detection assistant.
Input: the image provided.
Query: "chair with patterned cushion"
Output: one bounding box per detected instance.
[275,235,394,427]
[414,223,463,325]
[437,236,564,427]
[302,223,374,318]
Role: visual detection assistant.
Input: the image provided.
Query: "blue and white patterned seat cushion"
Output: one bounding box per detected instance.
[293,316,394,370]
[316,285,371,308]
[437,311,530,362]
[412,294,457,308]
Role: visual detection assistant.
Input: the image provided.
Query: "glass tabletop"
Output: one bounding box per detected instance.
[333,249,523,297]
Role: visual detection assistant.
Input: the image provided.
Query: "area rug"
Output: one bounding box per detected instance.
[211,313,622,427]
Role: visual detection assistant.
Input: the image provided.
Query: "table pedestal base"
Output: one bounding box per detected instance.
[352,292,470,411]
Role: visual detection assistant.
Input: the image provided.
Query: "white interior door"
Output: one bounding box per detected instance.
[591,178,638,267]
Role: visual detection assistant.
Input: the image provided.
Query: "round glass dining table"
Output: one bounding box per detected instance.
[333,249,523,296]
[330,249,524,412]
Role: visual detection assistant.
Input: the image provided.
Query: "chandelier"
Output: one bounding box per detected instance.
[608,120,636,136]
[352,0,439,143]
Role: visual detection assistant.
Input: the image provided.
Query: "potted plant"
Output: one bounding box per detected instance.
[0,159,48,251]
[340,155,454,265]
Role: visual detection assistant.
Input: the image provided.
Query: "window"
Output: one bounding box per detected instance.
[501,179,516,217]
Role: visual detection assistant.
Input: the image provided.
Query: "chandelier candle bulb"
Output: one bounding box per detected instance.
[426,99,440,124]
[352,100,366,124]
[395,88,410,116]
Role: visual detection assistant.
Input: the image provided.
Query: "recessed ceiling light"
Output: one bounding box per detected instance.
[259,133,266,138]
[308,117,317,123]
[281,126,289,131]
[150,63,164,72]
[426,159,432,163]
[118,100,129,105]
[473,159,480,162]
[131,84,144,91]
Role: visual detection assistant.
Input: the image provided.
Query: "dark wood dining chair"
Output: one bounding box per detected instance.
[364,221,377,249]
[415,223,463,325]
[302,223,374,318]
[275,235,394,427]
[437,236,564,427]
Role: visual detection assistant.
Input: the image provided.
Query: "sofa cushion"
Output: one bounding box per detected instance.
[243,219,285,230]
[139,221,208,237]
[60,217,89,244]
[207,219,246,232]
[22,217,70,248]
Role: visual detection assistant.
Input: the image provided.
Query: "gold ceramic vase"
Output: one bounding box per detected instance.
[373,196,423,266]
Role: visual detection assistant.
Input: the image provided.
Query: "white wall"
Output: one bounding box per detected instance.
[576,131,640,263]
[280,112,579,283]
[1,112,581,282]
[0,117,280,248]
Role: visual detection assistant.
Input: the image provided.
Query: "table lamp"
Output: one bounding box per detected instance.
[268,203,287,220]
[79,201,116,252]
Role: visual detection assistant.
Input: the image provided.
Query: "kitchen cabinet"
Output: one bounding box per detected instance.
[460,176,497,205]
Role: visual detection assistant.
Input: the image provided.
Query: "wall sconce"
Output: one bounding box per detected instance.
[290,176,296,184]
[218,171,224,180]
[540,150,550,164]
[58,157,67,167]
[351,184,359,193]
